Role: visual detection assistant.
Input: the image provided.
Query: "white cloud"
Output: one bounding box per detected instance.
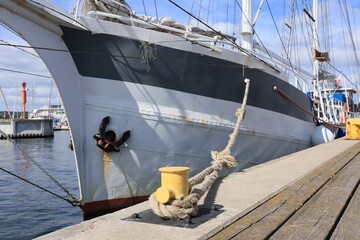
[0,39,57,112]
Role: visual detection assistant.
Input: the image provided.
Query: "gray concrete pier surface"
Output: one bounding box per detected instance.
[36,138,360,240]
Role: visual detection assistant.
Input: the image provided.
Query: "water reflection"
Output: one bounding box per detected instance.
[0,131,82,240]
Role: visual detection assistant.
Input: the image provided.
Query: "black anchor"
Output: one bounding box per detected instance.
[93,116,130,152]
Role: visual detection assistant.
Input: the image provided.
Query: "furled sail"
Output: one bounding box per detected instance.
[82,0,132,18]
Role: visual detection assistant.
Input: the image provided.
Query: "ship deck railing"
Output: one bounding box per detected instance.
[84,8,311,93]
[349,112,360,118]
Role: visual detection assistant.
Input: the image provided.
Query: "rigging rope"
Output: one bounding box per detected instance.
[149,79,250,220]
[0,66,51,79]
[168,0,281,73]
[302,1,315,66]
[326,61,357,88]
[141,0,147,16]
[0,21,39,58]
[153,0,159,19]
[27,0,93,32]
[0,42,243,69]
[233,0,280,70]
[264,0,296,73]
[338,0,360,78]
[25,0,282,74]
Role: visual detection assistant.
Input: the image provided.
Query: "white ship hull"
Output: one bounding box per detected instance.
[0,0,315,218]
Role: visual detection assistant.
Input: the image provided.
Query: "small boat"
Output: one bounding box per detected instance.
[0,0,358,219]
[30,105,69,130]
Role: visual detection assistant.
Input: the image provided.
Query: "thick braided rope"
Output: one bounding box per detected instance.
[149,79,250,220]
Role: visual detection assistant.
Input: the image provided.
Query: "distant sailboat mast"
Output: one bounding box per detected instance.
[48,79,53,119]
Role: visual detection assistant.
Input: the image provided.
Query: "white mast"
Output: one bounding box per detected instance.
[312,0,319,79]
[74,0,81,19]
[312,0,337,123]
[241,0,253,51]
[312,0,329,122]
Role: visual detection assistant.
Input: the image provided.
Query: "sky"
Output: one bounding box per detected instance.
[0,0,359,112]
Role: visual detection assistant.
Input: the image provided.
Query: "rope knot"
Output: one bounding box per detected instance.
[149,79,250,220]
[211,150,238,168]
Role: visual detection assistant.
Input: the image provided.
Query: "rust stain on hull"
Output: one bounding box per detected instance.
[178,115,194,126]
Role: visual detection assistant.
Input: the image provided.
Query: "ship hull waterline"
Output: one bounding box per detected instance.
[0,1,315,219]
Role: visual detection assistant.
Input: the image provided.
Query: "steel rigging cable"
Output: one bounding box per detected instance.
[168,0,281,73]
[0,66,51,79]
[0,166,79,206]
[0,129,81,206]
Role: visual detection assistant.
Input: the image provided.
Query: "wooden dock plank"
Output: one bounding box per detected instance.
[269,154,360,240]
[330,172,360,239]
[209,143,360,240]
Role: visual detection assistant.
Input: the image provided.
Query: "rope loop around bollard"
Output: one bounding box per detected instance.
[149,79,251,220]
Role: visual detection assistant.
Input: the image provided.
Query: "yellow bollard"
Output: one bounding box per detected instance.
[346,118,360,140]
[155,166,190,204]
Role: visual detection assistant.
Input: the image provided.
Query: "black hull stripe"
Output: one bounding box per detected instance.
[61,26,312,122]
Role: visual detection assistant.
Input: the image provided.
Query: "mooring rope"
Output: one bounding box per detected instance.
[149,79,250,220]
[273,85,342,129]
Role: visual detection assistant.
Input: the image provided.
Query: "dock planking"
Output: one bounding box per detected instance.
[330,170,360,240]
[209,142,360,240]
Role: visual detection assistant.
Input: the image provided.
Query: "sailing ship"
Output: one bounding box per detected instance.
[310,87,359,125]
[0,0,358,219]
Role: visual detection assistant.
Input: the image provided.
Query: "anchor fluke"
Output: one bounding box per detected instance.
[93,116,130,152]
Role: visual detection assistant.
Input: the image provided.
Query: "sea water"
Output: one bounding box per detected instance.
[0,131,82,240]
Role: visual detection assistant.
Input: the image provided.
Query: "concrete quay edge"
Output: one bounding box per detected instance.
[36,138,360,240]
